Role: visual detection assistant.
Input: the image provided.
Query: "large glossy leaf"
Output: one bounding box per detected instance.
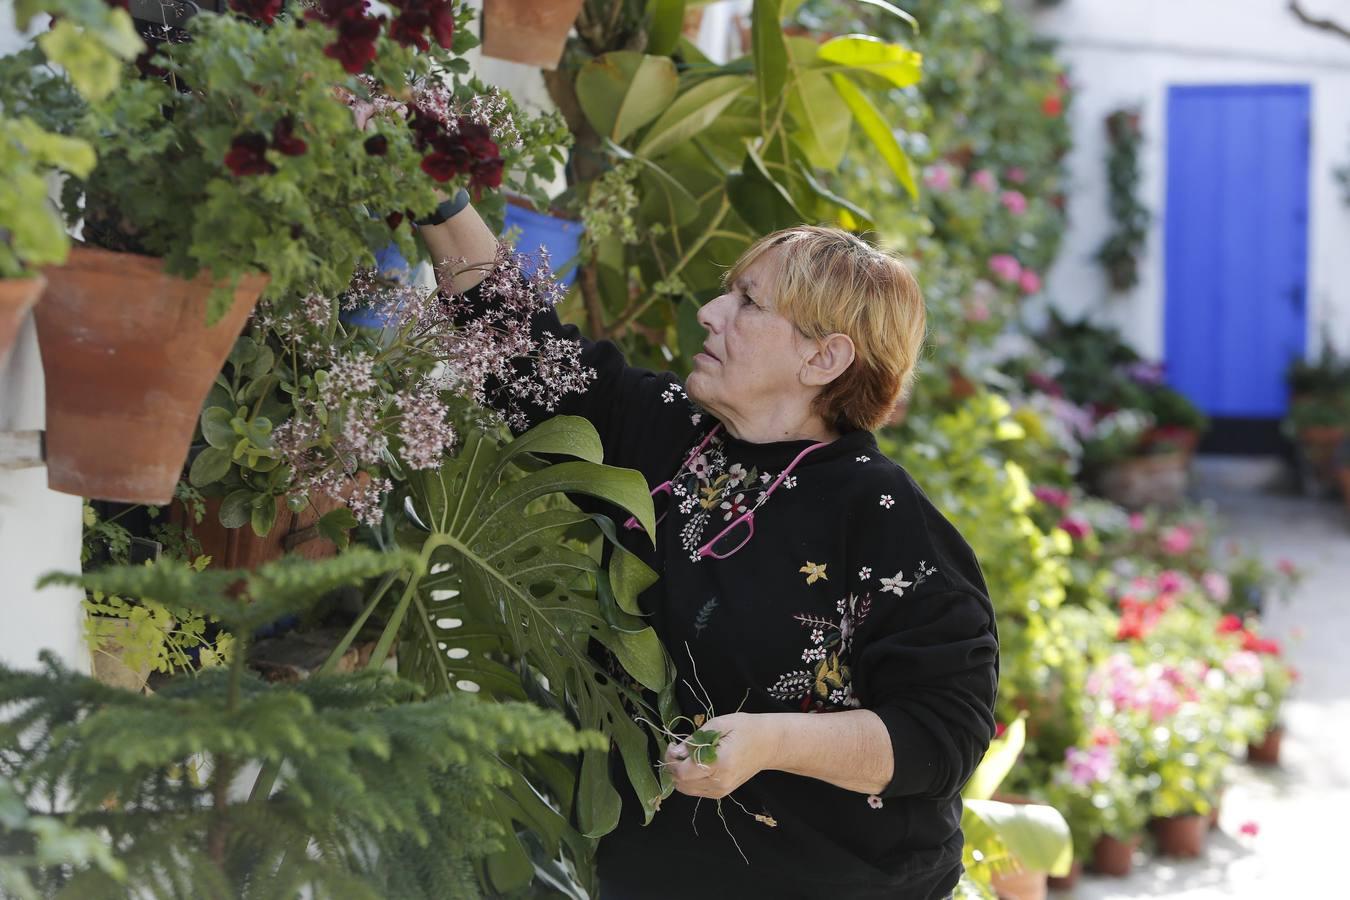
[646,0,687,57]
[394,416,677,887]
[751,0,787,116]
[963,799,1073,877]
[636,75,752,159]
[817,35,923,90]
[829,72,918,199]
[576,52,679,143]
[727,143,804,235]
[785,38,851,170]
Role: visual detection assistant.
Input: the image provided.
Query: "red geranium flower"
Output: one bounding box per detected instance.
[385,211,405,230]
[224,132,275,176]
[364,134,389,156]
[420,152,460,181]
[470,156,504,191]
[230,0,284,24]
[1217,613,1244,634]
[1042,94,1063,117]
[271,116,308,157]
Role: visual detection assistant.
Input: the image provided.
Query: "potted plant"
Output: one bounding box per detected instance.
[1083,407,1193,508]
[1042,732,1150,878]
[27,5,517,504]
[480,0,586,69]
[2,549,600,897]
[0,1,141,363]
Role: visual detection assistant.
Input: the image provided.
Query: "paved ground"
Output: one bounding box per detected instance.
[1056,457,1350,899]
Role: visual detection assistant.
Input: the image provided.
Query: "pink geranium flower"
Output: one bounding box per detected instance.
[1033,485,1071,509]
[1160,525,1195,555]
[1201,571,1231,603]
[1239,821,1260,837]
[1000,190,1028,215]
[1058,516,1093,540]
[1018,269,1042,295]
[1128,512,1146,532]
[989,254,1022,283]
[924,164,954,192]
[971,168,997,192]
[1006,166,1027,184]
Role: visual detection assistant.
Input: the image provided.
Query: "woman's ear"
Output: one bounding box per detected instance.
[800,333,856,387]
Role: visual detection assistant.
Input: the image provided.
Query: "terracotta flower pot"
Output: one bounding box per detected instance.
[88,616,153,693]
[1046,860,1082,890]
[1298,425,1347,485]
[1091,832,1141,877]
[480,0,586,69]
[1096,449,1190,509]
[1151,813,1209,858]
[0,274,45,365]
[175,474,369,571]
[989,865,1047,900]
[1247,724,1285,766]
[36,245,266,505]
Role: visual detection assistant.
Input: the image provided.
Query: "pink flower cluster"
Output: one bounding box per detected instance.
[1064,744,1116,786]
[1086,653,1201,724]
[987,254,1042,295]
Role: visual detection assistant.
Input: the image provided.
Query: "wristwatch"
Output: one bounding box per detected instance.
[413,188,471,227]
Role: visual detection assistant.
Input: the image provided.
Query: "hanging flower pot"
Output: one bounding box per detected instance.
[36,245,266,504]
[1091,832,1141,877]
[1247,724,1285,766]
[1097,449,1190,509]
[174,473,370,571]
[480,0,586,69]
[0,275,45,365]
[1150,813,1210,858]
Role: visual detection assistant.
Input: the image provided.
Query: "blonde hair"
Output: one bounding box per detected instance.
[724,225,927,432]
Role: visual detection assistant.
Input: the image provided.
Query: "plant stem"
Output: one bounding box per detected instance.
[611,198,730,336]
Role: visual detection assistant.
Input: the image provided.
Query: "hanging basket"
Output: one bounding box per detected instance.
[36,245,266,504]
[480,0,586,69]
[0,274,45,365]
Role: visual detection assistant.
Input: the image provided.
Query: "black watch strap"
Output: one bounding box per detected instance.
[413,188,471,227]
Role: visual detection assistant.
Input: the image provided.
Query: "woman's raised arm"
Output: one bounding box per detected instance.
[416,193,501,294]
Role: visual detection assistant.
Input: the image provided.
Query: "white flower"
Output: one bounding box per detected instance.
[691,413,702,425]
[726,463,747,488]
[858,566,872,580]
[760,472,772,484]
[880,571,913,597]
[809,628,825,644]
[784,476,798,489]
[879,494,894,508]
[856,455,871,463]
[867,795,884,810]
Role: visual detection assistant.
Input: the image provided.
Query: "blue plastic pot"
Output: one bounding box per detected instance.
[503,203,584,288]
[341,241,413,328]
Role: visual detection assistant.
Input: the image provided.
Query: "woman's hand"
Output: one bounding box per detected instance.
[663,712,780,800]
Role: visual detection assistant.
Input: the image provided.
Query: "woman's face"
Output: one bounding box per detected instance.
[686,246,818,425]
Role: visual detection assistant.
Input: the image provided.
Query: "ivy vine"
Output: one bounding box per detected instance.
[1095,106,1150,292]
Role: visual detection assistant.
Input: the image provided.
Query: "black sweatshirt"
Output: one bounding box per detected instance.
[457,271,999,900]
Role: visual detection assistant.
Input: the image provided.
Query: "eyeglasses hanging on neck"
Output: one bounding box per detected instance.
[623,424,829,560]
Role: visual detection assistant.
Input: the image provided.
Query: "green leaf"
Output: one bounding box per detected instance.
[251,497,278,538]
[856,0,919,32]
[646,0,687,56]
[577,748,622,837]
[200,407,235,450]
[218,490,255,529]
[751,0,788,117]
[36,17,139,102]
[963,717,1025,802]
[676,297,705,370]
[785,39,851,170]
[317,508,358,551]
[727,143,803,235]
[816,35,922,90]
[188,448,232,487]
[829,73,917,199]
[635,75,752,159]
[794,159,873,227]
[575,52,679,143]
[604,138,700,226]
[964,799,1074,877]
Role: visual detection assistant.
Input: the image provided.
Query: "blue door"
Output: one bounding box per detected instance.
[1164,84,1310,418]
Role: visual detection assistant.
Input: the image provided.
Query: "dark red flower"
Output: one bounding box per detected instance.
[323,14,383,74]
[230,0,284,24]
[271,116,308,157]
[364,134,389,156]
[1026,371,1063,398]
[407,105,443,150]
[470,156,504,191]
[134,48,169,79]
[429,1,455,48]
[386,211,405,230]
[420,152,459,182]
[456,119,497,159]
[224,132,275,177]
[390,9,432,51]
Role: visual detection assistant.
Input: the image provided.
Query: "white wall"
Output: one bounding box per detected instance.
[1027,0,1350,361]
[0,4,87,673]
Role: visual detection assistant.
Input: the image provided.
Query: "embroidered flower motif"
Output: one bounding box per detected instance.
[691,412,703,425]
[690,454,711,480]
[810,628,825,643]
[880,572,913,597]
[661,388,677,404]
[856,455,871,463]
[784,476,798,489]
[760,472,773,484]
[858,566,872,580]
[867,795,884,809]
[720,492,748,521]
[769,595,871,711]
[678,496,697,514]
[879,494,895,509]
[802,646,827,663]
[726,463,747,488]
[799,561,828,585]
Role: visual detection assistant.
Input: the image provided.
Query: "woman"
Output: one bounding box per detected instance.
[416,190,998,899]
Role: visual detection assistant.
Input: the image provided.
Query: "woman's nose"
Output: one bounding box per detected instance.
[697,292,729,333]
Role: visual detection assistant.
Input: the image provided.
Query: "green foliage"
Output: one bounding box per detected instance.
[0,775,125,900]
[1095,107,1150,291]
[553,0,922,369]
[386,415,675,895]
[7,549,598,899]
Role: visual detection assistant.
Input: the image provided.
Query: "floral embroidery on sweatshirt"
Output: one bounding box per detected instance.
[767,592,872,712]
[879,560,938,598]
[672,435,780,562]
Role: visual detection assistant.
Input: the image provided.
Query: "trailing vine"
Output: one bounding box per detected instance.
[1095,106,1150,292]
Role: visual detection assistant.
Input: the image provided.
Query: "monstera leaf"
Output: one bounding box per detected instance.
[392,416,677,894]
